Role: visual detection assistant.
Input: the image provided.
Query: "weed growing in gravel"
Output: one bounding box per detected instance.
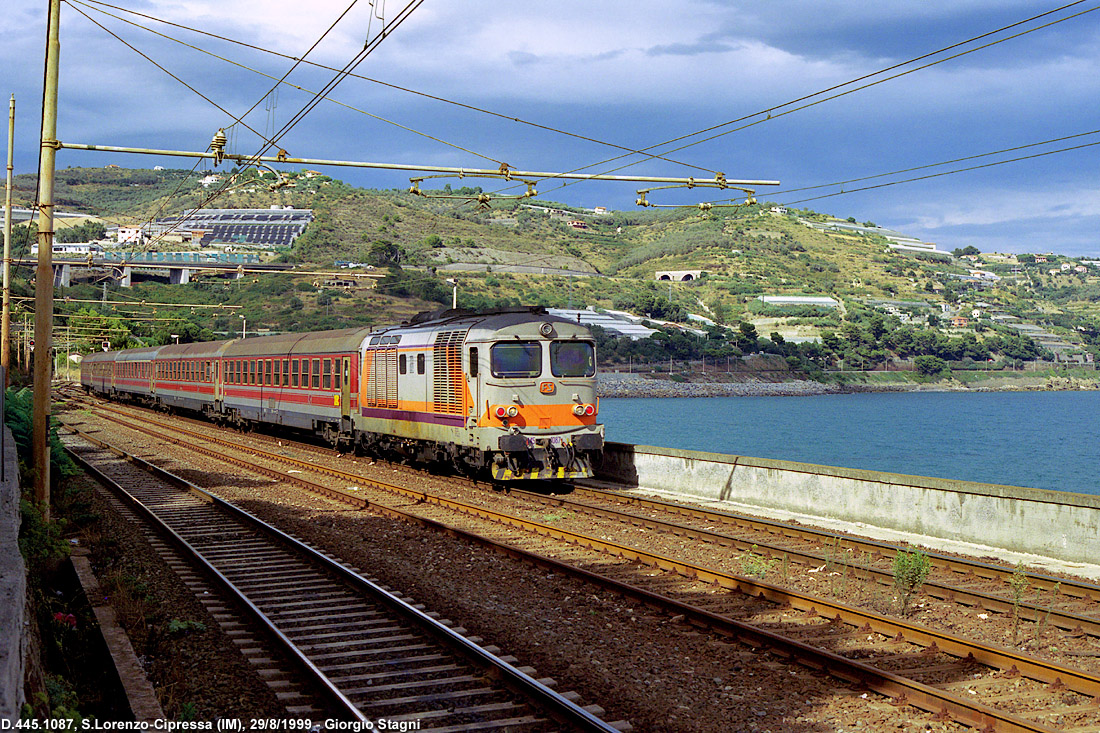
[835,548,855,596]
[166,619,207,635]
[739,544,778,579]
[1007,563,1029,638]
[1034,581,1061,647]
[823,536,841,572]
[1008,563,1030,644]
[892,550,931,616]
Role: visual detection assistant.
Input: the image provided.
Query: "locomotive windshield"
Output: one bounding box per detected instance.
[491,341,541,378]
[551,341,595,377]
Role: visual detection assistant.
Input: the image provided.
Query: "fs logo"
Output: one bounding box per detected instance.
[539,381,555,395]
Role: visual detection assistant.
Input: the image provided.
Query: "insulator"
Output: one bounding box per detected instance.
[210,128,227,166]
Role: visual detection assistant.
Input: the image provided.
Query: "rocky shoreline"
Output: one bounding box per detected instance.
[596,373,850,398]
[595,372,1100,398]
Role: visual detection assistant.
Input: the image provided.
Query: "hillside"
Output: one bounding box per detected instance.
[5,166,1100,373]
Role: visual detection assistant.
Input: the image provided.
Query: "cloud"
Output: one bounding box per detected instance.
[646,40,734,57]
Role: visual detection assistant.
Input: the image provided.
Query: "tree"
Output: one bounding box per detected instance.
[735,321,759,353]
[914,355,948,375]
[365,240,404,267]
[952,245,980,257]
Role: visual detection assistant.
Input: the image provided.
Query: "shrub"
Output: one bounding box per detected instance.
[892,550,931,615]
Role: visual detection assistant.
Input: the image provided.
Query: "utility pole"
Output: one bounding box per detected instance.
[33,0,61,519]
[3,95,13,387]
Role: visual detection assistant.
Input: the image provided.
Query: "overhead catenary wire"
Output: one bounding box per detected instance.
[520,1,1098,202]
[778,139,1100,208]
[66,0,508,169]
[75,0,717,176]
[64,2,271,144]
[152,0,426,248]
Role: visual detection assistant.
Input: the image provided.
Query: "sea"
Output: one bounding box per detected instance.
[597,390,1100,497]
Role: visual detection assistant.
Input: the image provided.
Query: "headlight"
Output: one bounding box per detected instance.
[506,405,519,417]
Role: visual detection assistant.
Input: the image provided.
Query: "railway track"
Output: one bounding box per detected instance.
[60,426,630,732]
[75,398,1100,643]
[61,400,1100,732]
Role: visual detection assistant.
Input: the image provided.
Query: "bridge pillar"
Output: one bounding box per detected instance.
[52,264,71,287]
[119,266,132,288]
[169,267,191,285]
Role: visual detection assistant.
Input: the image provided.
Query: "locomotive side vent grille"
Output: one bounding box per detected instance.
[433,330,466,415]
[366,347,398,408]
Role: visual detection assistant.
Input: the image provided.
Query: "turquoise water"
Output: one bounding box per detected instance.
[598,391,1100,496]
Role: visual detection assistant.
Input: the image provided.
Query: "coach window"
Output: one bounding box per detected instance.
[265,360,273,386]
[274,360,281,386]
[334,359,342,389]
[302,359,311,388]
[281,359,289,386]
[312,359,321,388]
[417,353,425,375]
[249,360,256,385]
[323,359,332,390]
[343,359,350,388]
[399,354,407,375]
[291,359,299,387]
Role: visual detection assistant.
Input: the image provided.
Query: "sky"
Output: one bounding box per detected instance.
[2,0,1099,256]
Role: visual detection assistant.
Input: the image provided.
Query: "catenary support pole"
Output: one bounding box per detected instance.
[33,0,60,519]
[3,95,13,387]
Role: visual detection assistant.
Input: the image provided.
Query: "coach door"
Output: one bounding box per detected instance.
[340,356,351,423]
[213,359,223,408]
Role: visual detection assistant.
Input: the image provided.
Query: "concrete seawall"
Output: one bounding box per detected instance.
[596,442,1100,566]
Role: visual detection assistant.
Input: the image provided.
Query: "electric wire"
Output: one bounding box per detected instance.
[84,1,414,251]
[64,2,270,144]
[166,0,426,252]
[522,2,1098,200]
[75,0,717,175]
[222,0,362,146]
[778,139,1100,208]
[66,0,507,168]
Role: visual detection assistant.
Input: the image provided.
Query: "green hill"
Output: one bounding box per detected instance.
[6,166,1100,372]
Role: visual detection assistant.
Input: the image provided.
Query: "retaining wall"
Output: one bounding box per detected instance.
[597,442,1100,565]
[0,427,26,721]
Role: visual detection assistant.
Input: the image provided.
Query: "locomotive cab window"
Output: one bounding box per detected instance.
[551,341,595,378]
[417,353,425,375]
[490,342,541,378]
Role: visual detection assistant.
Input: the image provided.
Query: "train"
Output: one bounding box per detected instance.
[79,306,604,481]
